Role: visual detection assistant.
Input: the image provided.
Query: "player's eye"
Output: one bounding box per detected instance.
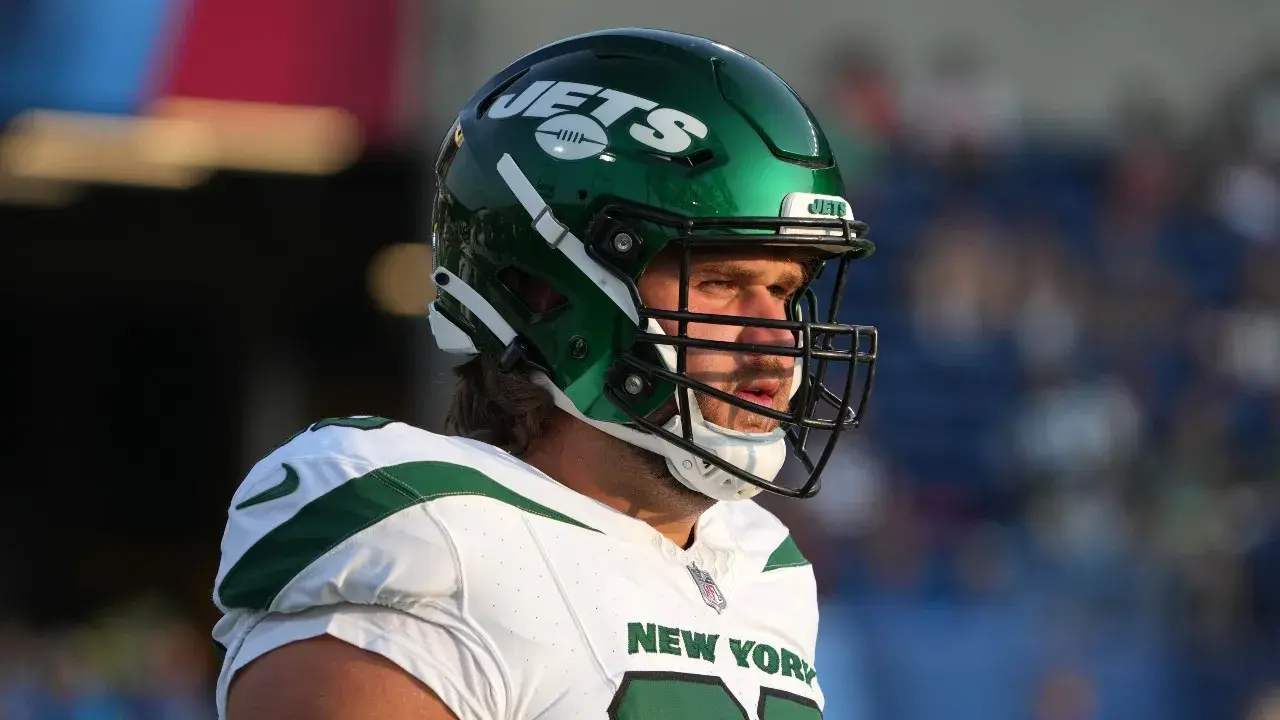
[768,284,794,300]
[695,279,735,295]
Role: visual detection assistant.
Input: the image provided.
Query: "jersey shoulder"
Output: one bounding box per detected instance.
[215,416,593,614]
[713,500,822,662]
[240,414,514,483]
[714,499,813,576]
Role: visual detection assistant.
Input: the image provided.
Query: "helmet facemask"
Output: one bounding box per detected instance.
[586,203,879,500]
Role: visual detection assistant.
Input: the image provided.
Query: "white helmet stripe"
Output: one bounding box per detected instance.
[430,267,517,348]
[496,153,640,325]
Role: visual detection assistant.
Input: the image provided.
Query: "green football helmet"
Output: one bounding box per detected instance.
[429,28,878,501]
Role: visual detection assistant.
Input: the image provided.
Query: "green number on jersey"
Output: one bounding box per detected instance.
[757,687,823,719]
[608,672,821,719]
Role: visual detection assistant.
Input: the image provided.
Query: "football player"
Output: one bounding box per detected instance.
[213,28,878,720]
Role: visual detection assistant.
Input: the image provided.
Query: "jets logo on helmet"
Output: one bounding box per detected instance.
[535,114,609,160]
[487,79,708,160]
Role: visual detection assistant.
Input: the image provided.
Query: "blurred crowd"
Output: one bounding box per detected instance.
[0,600,212,720]
[2,31,1278,720]
[768,40,1280,720]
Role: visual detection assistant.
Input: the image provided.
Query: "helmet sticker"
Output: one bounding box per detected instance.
[487,80,708,160]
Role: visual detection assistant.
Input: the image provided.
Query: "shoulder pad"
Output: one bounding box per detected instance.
[216,417,461,613]
[215,416,592,613]
[245,415,511,476]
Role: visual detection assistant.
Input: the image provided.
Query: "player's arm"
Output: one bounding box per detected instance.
[227,636,460,720]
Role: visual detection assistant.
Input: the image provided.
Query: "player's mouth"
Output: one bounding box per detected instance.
[734,379,780,408]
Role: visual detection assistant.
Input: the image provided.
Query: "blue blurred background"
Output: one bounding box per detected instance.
[2,1,1278,718]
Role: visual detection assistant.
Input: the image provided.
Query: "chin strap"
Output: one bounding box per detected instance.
[529,371,768,501]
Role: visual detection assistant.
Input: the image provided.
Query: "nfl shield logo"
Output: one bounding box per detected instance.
[687,562,727,614]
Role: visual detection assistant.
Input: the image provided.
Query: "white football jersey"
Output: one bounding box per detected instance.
[212,417,824,719]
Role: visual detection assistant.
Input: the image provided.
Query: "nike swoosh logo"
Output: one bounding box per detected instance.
[235,463,300,510]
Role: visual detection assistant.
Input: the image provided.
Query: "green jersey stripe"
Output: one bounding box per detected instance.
[218,460,599,610]
[761,535,809,572]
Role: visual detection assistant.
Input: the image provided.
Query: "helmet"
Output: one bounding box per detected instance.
[429,28,878,501]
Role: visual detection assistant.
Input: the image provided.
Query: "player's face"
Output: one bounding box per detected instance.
[637,248,807,434]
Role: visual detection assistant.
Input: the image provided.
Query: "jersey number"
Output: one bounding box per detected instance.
[608,672,820,719]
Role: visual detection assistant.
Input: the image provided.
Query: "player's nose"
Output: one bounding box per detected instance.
[735,290,797,351]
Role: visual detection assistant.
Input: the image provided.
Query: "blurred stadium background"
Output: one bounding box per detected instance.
[2,0,1278,718]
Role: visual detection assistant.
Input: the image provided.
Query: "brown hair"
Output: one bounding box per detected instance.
[445,353,558,456]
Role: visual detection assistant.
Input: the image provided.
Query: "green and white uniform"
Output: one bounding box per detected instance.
[212,417,824,719]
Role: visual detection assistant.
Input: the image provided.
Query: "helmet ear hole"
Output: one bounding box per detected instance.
[497,267,569,315]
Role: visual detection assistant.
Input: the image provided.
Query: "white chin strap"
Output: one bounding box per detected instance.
[531,319,804,502]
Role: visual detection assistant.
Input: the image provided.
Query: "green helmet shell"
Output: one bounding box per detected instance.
[432,29,868,426]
